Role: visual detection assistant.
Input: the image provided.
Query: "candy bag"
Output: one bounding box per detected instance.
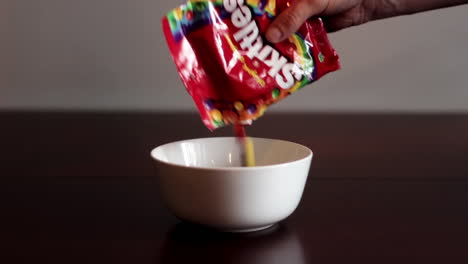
[162,0,340,130]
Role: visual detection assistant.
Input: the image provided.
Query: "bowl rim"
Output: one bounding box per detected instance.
[150,137,313,171]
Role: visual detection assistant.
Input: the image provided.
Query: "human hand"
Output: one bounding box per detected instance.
[266,0,379,43]
[266,0,468,43]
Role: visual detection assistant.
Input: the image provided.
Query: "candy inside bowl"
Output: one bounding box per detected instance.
[150,137,312,232]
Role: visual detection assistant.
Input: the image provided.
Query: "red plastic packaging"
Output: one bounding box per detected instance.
[163,0,340,130]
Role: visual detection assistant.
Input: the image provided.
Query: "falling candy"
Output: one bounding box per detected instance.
[234,125,256,167]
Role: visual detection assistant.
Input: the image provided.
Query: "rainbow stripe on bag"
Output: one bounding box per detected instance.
[166,0,277,42]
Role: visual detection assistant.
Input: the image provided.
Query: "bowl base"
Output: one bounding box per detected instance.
[178,219,277,233]
[221,224,275,233]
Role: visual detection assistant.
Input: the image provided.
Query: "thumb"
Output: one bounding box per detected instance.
[266,0,325,43]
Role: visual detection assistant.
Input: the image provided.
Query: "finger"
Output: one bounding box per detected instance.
[323,5,369,32]
[266,0,325,43]
[323,14,354,32]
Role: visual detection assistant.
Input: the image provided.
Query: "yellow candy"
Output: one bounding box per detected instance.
[211,109,223,122]
[258,105,267,115]
[234,101,244,111]
[243,137,256,167]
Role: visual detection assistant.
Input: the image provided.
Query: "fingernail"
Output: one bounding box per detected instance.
[266,27,283,43]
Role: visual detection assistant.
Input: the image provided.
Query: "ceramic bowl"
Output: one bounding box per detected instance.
[151,137,312,232]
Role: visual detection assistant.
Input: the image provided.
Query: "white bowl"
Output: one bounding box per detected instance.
[150,137,312,232]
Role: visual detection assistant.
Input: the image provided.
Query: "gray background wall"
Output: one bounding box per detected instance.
[1,0,467,112]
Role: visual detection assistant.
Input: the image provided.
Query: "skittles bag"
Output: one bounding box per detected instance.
[162,0,340,130]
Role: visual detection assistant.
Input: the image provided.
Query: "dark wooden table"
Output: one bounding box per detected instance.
[2,112,468,263]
